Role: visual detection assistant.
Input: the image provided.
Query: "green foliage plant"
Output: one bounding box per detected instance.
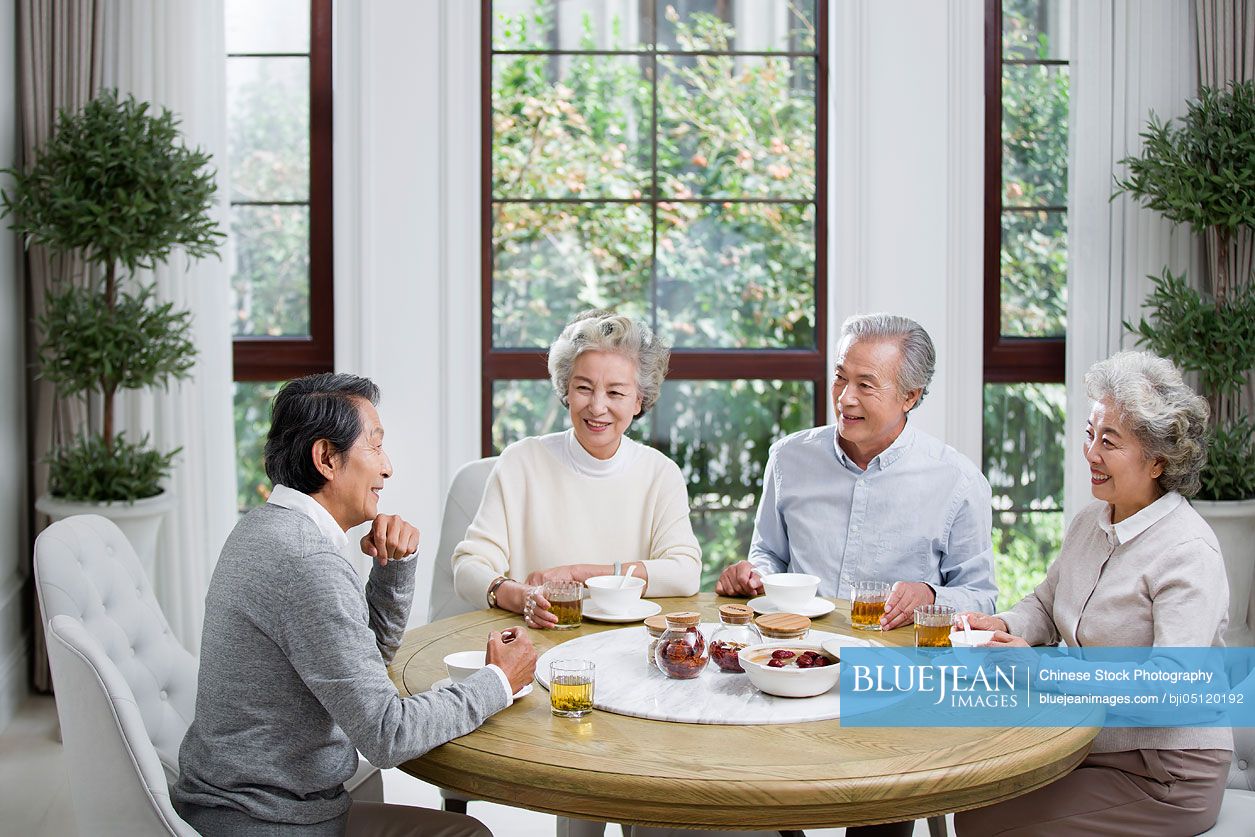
[1114,80,1255,501]
[2,89,224,502]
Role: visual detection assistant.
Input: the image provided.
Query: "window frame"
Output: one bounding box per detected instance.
[982,0,1065,385]
[230,0,335,383]
[479,1,830,455]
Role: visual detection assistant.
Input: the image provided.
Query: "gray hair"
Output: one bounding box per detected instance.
[264,373,380,495]
[1084,351,1210,497]
[839,313,936,410]
[548,309,670,416]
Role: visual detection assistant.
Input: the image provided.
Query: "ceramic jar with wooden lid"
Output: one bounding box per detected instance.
[654,611,708,679]
[709,604,762,672]
[755,612,811,642]
[644,614,668,669]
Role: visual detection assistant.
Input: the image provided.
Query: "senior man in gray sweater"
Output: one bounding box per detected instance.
[174,373,536,836]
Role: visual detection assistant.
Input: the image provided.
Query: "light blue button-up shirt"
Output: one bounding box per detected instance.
[748,423,998,613]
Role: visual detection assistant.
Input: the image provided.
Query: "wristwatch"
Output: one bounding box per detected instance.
[486,576,509,609]
[613,561,622,577]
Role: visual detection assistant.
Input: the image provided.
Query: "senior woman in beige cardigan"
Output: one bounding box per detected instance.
[956,351,1231,836]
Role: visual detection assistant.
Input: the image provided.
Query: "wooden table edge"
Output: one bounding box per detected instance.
[397,727,1095,828]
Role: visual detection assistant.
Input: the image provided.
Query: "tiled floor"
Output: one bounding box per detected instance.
[0,694,948,836]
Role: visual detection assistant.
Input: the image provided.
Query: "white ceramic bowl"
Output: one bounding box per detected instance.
[737,642,840,698]
[584,575,646,613]
[948,629,996,648]
[761,572,820,610]
[443,650,486,683]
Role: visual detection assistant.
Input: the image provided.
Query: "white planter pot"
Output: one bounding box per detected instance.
[1192,498,1255,647]
[35,491,175,582]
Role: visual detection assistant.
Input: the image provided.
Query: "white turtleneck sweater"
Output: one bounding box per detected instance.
[452,429,702,607]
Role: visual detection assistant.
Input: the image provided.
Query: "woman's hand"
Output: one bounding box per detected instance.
[983,629,1029,648]
[956,612,1009,633]
[525,564,586,587]
[521,586,560,630]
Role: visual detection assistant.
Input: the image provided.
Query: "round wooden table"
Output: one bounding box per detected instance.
[390,594,1098,830]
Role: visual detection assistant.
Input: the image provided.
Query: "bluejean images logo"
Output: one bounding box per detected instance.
[839,647,1255,728]
[850,659,1020,709]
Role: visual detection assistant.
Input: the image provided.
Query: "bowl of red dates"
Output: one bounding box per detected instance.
[736,642,840,698]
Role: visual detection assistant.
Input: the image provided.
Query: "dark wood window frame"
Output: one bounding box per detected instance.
[231,0,334,383]
[983,0,1064,385]
[480,1,829,455]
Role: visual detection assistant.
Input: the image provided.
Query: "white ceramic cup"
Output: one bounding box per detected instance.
[947,629,996,648]
[761,572,820,610]
[443,650,486,682]
[584,575,646,613]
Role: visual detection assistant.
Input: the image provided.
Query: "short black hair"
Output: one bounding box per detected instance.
[263,373,381,495]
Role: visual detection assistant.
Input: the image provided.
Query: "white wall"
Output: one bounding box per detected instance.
[830,0,984,458]
[335,0,985,621]
[0,0,31,731]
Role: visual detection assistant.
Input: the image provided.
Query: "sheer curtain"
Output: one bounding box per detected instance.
[1064,0,1201,519]
[101,0,236,651]
[18,0,105,692]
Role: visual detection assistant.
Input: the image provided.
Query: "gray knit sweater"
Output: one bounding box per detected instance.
[173,504,507,832]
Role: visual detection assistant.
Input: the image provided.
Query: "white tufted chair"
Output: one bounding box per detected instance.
[35,514,198,783]
[1205,727,1255,834]
[34,515,383,812]
[45,613,200,836]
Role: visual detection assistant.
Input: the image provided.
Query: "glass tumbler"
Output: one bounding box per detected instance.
[914,604,956,647]
[851,581,891,631]
[544,580,583,630]
[549,659,595,717]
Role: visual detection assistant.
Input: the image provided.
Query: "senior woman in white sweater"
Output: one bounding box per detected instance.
[956,351,1231,836]
[453,309,701,627]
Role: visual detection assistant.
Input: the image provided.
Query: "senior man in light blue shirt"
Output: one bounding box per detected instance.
[717,313,997,630]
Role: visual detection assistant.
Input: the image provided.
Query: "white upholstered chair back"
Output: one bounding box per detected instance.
[425,457,498,814]
[1205,669,1255,834]
[45,614,199,836]
[34,514,198,785]
[428,457,499,623]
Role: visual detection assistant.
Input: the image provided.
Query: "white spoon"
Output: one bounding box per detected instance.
[959,612,973,643]
[619,565,637,589]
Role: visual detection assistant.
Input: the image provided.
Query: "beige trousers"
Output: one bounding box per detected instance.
[954,748,1231,836]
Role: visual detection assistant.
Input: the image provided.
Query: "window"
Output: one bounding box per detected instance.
[983,0,1070,604]
[486,1,827,587]
[226,0,333,510]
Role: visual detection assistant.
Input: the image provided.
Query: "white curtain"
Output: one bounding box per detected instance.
[1064,0,1201,519]
[18,0,106,692]
[101,0,236,651]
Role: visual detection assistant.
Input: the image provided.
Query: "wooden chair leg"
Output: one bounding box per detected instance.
[443,797,468,814]
[927,814,949,837]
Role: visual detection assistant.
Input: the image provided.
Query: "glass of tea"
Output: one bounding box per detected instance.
[544,581,583,630]
[850,581,890,631]
[914,604,956,647]
[549,659,595,718]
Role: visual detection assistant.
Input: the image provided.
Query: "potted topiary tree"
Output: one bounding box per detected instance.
[1114,79,1255,643]
[2,89,224,576]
